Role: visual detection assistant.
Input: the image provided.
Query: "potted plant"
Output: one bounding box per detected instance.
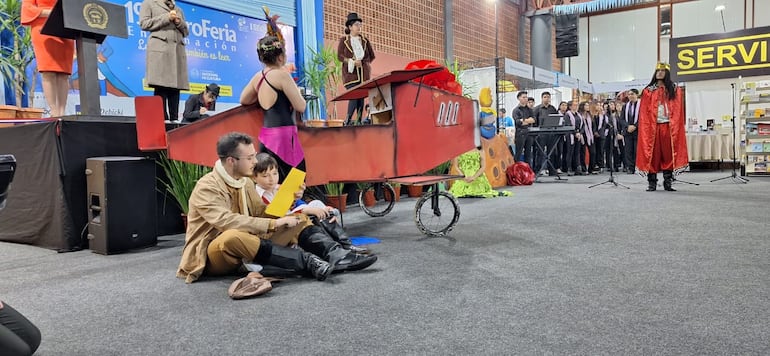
[302,45,343,124]
[355,182,375,207]
[324,182,347,212]
[0,0,42,119]
[406,184,423,198]
[156,152,211,228]
[384,183,401,202]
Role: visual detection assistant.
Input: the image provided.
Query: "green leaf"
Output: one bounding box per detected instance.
[156,152,211,214]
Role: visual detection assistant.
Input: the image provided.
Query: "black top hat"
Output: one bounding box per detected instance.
[206,83,220,98]
[345,13,362,27]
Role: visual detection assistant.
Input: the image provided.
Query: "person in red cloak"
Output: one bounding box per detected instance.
[636,62,689,191]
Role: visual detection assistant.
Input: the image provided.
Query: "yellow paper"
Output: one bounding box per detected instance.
[264,168,306,218]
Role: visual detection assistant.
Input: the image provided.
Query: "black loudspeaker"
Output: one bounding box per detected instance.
[86,157,157,254]
[0,154,16,211]
[555,14,579,58]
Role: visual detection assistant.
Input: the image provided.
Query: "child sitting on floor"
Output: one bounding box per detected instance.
[252,153,369,254]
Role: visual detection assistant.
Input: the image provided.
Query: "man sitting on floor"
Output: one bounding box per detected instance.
[176,132,377,284]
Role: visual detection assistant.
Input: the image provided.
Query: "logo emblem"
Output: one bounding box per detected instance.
[83,3,108,30]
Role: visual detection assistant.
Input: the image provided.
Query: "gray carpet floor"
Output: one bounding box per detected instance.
[1,171,769,355]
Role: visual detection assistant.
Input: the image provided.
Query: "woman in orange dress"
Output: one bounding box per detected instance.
[21,0,75,117]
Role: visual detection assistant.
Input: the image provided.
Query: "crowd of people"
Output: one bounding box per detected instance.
[497,62,687,188]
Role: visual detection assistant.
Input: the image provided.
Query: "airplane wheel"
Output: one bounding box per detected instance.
[414,190,460,236]
[359,182,396,217]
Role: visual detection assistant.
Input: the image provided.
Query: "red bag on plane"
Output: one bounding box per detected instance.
[506,162,535,186]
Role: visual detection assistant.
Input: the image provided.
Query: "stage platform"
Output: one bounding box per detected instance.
[0,117,185,251]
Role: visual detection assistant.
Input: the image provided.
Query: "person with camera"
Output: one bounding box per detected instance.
[1,156,40,356]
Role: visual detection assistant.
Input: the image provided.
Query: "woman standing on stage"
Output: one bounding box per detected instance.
[139,0,190,122]
[22,0,75,117]
[337,12,376,125]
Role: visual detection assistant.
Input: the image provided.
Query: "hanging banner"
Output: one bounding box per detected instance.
[670,26,770,82]
[557,73,578,88]
[29,0,295,116]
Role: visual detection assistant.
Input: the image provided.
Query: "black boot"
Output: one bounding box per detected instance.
[317,218,371,254]
[646,174,657,191]
[663,171,676,191]
[256,241,332,281]
[298,226,378,272]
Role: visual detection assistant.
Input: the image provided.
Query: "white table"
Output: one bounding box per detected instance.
[686,133,734,162]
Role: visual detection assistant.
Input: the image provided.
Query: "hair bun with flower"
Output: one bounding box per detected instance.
[259,42,283,52]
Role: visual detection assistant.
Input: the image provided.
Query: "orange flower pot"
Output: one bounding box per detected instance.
[384,185,401,202]
[325,193,348,212]
[406,185,423,198]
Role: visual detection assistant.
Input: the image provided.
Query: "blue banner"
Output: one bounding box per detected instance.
[29,1,296,116]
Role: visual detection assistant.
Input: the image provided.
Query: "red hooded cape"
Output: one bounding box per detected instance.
[636,85,689,175]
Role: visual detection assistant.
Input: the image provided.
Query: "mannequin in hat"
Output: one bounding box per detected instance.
[636,62,689,191]
[183,83,220,123]
[337,12,376,125]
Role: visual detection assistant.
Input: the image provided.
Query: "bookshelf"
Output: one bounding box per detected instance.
[740,81,770,175]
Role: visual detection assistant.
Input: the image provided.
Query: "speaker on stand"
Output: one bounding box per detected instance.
[86,156,157,255]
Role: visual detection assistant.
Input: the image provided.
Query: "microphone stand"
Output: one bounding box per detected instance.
[589,119,629,189]
[711,82,749,184]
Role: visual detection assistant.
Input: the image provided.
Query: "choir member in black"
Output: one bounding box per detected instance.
[578,101,597,174]
[614,99,627,171]
[603,101,623,172]
[620,89,641,174]
[554,101,568,174]
[533,91,558,175]
[512,91,536,165]
[562,100,584,176]
[595,102,609,171]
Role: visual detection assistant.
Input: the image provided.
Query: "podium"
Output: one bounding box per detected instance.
[42,0,128,116]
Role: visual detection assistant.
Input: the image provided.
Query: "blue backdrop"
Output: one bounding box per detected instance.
[9,0,296,115]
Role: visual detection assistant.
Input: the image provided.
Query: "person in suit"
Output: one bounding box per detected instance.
[620,89,641,174]
[512,91,536,165]
[594,102,608,171]
[337,13,376,125]
[140,0,190,122]
[533,91,558,175]
[562,100,584,176]
[577,101,597,174]
[603,101,624,172]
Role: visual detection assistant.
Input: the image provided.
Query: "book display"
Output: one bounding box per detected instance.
[740,81,770,175]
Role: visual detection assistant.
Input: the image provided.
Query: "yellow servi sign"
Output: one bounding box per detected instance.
[670,26,770,82]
